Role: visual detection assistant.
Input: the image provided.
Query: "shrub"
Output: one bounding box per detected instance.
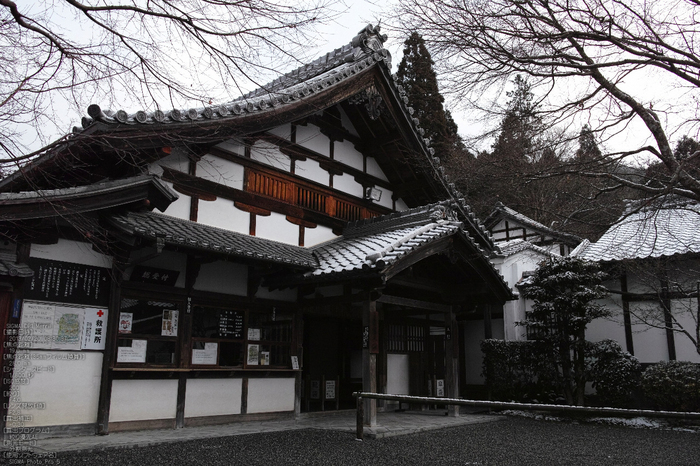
[641,361,700,411]
[481,339,558,403]
[588,340,641,407]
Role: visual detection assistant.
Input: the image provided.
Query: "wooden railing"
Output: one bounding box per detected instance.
[245,167,384,223]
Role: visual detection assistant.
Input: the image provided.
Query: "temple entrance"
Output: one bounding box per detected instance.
[301,315,362,412]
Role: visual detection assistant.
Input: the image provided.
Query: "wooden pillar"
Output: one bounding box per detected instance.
[620,272,635,355]
[293,308,303,417]
[483,304,493,339]
[445,307,459,417]
[96,254,127,435]
[362,298,377,426]
[661,279,677,361]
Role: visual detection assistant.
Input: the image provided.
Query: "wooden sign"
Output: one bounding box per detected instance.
[325,380,336,400]
[24,258,110,306]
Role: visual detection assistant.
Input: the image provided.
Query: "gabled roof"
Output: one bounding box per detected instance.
[573,201,700,262]
[0,174,177,220]
[496,239,557,258]
[483,202,581,246]
[1,24,495,253]
[108,211,316,268]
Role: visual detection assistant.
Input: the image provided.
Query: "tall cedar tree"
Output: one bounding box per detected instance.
[519,257,610,406]
[396,32,460,159]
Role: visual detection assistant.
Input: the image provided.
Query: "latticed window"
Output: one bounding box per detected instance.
[388,324,425,352]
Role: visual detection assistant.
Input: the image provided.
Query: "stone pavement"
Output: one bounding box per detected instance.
[11,410,502,455]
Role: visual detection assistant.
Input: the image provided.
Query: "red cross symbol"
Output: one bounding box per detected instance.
[97,310,104,317]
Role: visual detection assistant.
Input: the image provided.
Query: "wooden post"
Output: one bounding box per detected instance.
[321,374,326,411]
[96,253,127,435]
[356,394,364,441]
[293,309,303,417]
[336,375,340,411]
[362,297,377,426]
[445,307,459,417]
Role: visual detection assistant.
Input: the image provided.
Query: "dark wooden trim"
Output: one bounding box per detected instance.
[176,373,187,428]
[184,410,294,428]
[620,273,635,355]
[240,377,249,415]
[96,253,128,435]
[381,237,453,281]
[661,280,677,361]
[286,216,316,228]
[108,418,176,432]
[299,226,305,247]
[234,201,271,216]
[249,213,256,236]
[377,294,452,313]
[254,133,392,190]
[483,304,493,339]
[161,166,372,231]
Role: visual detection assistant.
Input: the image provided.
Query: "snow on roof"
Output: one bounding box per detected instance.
[573,202,700,262]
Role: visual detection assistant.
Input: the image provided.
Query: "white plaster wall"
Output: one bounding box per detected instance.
[338,106,359,137]
[30,239,112,269]
[147,150,190,176]
[193,261,248,296]
[296,124,330,156]
[197,199,249,235]
[256,212,298,245]
[268,123,292,140]
[502,300,527,341]
[672,299,700,362]
[184,378,242,417]
[365,157,389,182]
[214,139,246,157]
[246,378,295,413]
[304,225,338,247]
[630,316,670,363]
[395,198,409,212]
[197,155,244,189]
[376,187,394,210]
[128,250,187,288]
[8,350,102,427]
[386,354,409,395]
[109,379,178,422]
[295,158,329,185]
[160,181,191,219]
[250,141,290,171]
[333,173,364,198]
[255,286,297,302]
[334,140,363,170]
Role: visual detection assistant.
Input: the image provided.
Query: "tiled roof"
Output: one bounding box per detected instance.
[79,25,392,130]
[109,211,316,268]
[0,253,33,278]
[497,239,557,258]
[484,202,581,246]
[310,220,461,278]
[573,202,700,262]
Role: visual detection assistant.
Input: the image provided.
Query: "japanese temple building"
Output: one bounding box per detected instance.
[0,25,512,437]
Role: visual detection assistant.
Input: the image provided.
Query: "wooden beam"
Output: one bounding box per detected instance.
[362,297,377,427]
[377,294,452,313]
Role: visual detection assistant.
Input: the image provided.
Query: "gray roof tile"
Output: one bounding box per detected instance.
[573,202,700,261]
[109,211,316,268]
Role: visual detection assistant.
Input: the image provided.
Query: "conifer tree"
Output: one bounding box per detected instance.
[395,32,461,159]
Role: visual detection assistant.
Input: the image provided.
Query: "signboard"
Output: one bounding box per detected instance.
[260,351,270,365]
[248,328,261,341]
[161,310,178,336]
[436,379,445,397]
[218,310,243,339]
[19,301,105,351]
[325,380,336,400]
[192,342,218,365]
[291,356,299,370]
[119,312,133,334]
[24,258,110,306]
[247,344,259,365]
[130,266,179,287]
[117,339,147,363]
[81,308,107,350]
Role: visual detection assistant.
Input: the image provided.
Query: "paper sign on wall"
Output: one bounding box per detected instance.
[161,310,178,336]
[192,342,218,365]
[81,308,107,350]
[117,339,147,363]
[247,344,259,365]
[119,312,133,334]
[325,380,336,400]
[436,379,445,397]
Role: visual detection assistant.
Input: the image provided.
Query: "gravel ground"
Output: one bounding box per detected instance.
[53,415,700,466]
